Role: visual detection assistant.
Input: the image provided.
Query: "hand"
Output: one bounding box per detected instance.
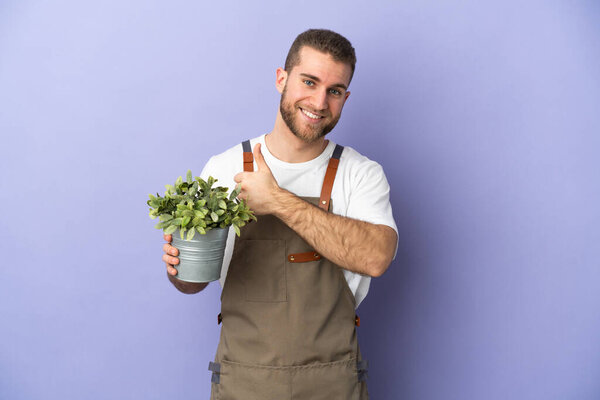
[162,233,179,276]
[233,143,281,215]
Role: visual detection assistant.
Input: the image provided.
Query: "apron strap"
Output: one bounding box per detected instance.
[318,144,344,211]
[242,140,254,172]
[287,252,322,263]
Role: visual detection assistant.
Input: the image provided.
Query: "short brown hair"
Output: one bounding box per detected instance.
[284,29,357,83]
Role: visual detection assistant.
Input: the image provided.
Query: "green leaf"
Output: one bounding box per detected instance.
[229,185,241,200]
[186,170,193,184]
[210,212,218,222]
[233,224,241,236]
[175,176,183,186]
[172,217,183,225]
[155,221,169,229]
[197,227,206,235]
[164,225,177,235]
[159,214,173,222]
[180,228,185,239]
[188,182,198,197]
[218,200,227,210]
[182,216,191,226]
[199,179,208,193]
[182,210,195,217]
[216,209,225,216]
[186,227,196,240]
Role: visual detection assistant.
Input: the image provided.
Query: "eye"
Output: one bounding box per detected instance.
[329,88,342,96]
[303,79,314,86]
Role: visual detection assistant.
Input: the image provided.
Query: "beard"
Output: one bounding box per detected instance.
[279,84,341,144]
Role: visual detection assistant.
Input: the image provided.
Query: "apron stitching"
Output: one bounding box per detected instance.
[220,357,358,370]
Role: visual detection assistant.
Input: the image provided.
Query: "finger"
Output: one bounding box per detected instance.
[162,254,179,265]
[253,143,270,172]
[163,243,178,256]
[164,234,172,242]
[167,265,178,276]
[234,172,245,183]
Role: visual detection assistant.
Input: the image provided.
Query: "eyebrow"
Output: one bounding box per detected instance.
[299,73,348,91]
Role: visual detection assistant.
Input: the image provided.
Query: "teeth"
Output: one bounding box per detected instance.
[301,108,322,119]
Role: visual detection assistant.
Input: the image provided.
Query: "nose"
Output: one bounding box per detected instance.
[309,89,328,112]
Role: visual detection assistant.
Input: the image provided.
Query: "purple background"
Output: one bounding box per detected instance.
[1,1,599,399]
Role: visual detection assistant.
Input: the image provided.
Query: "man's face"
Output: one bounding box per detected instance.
[277,46,352,144]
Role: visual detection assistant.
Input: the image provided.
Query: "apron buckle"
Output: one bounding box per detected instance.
[357,359,369,382]
[208,362,221,384]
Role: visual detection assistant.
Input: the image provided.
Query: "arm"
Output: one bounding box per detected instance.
[234,144,397,277]
[272,190,397,277]
[163,234,209,294]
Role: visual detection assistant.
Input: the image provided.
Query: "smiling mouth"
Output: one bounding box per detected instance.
[299,107,324,120]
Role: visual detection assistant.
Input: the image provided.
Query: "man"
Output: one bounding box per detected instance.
[162,29,397,399]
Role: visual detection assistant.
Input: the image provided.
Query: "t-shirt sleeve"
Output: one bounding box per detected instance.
[345,159,398,258]
[199,156,216,181]
[199,151,239,194]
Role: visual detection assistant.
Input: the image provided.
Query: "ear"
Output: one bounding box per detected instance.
[344,90,351,102]
[275,67,287,94]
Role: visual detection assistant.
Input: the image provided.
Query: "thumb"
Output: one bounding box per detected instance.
[253,143,271,172]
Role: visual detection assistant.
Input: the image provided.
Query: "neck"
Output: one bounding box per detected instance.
[266,112,329,163]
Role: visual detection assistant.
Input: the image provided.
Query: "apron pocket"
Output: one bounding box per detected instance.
[217,360,290,400]
[240,239,287,302]
[290,358,361,400]
[215,359,363,400]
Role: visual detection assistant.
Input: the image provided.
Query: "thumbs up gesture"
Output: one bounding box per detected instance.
[233,143,281,215]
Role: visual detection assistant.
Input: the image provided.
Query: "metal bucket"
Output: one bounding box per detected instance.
[171,227,229,283]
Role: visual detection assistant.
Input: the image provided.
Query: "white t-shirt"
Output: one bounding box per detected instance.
[200,134,397,308]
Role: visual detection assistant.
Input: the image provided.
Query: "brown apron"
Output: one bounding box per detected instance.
[209,140,369,400]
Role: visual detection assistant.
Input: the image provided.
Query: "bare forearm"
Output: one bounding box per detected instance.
[272,189,397,277]
[167,272,209,294]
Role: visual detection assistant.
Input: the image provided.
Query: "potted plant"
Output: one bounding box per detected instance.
[147,170,255,282]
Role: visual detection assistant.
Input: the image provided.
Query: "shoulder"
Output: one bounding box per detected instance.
[200,136,262,188]
[202,135,262,175]
[338,145,388,184]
